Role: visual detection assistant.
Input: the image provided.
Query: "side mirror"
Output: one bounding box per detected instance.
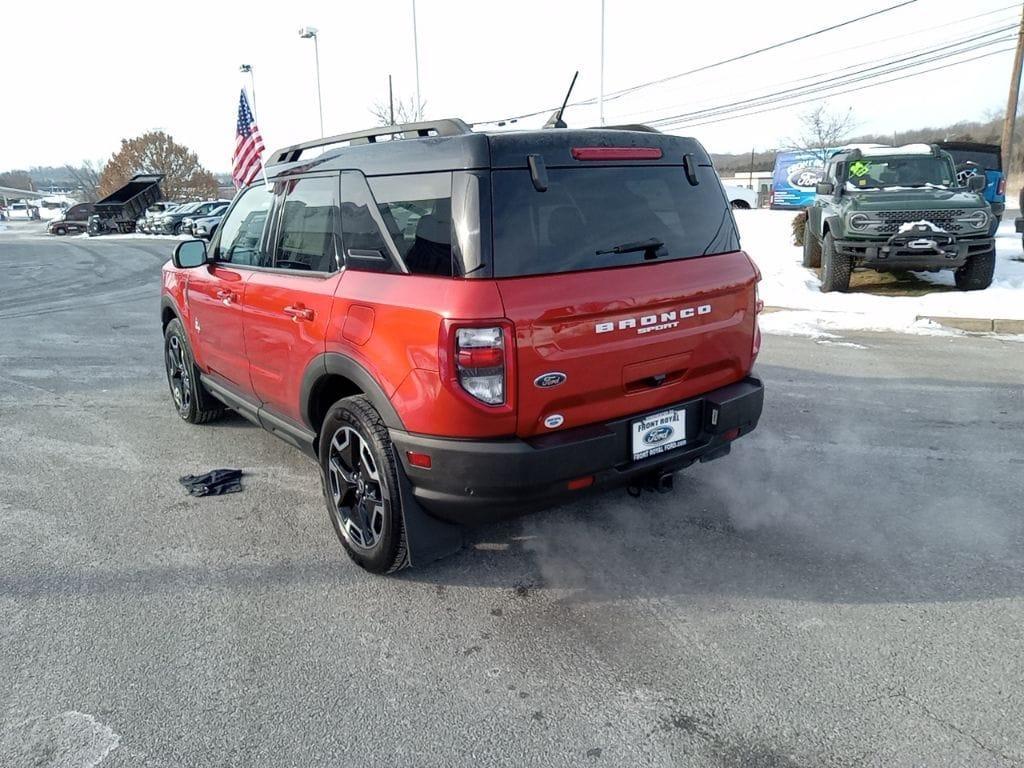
[967,175,986,193]
[815,181,835,196]
[173,239,208,269]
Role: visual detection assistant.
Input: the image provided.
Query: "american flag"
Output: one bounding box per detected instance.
[232,89,265,188]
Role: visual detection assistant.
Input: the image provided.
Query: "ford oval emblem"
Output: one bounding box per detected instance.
[543,414,564,429]
[534,372,567,389]
[644,426,674,445]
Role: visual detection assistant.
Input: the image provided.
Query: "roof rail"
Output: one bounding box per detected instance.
[267,118,473,166]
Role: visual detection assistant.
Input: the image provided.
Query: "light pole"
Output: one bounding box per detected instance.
[411,0,421,117]
[239,64,256,116]
[299,26,324,138]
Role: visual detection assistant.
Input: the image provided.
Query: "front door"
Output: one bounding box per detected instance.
[243,175,343,424]
[186,184,273,394]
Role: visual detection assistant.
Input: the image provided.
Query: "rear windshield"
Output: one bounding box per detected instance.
[942,148,1001,171]
[490,165,738,277]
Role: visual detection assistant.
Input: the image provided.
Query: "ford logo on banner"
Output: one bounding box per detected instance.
[644,426,674,445]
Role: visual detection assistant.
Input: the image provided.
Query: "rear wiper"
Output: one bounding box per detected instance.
[595,237,665,259]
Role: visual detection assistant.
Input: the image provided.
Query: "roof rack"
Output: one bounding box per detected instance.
[267,118,473,166]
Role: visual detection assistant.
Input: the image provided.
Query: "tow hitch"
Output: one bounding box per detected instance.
[627,470,675,497]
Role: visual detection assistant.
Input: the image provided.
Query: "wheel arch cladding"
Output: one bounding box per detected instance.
[301,353,406,442]
[160,298,181,331]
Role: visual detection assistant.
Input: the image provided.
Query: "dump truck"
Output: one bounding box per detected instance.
[88,174,164,235]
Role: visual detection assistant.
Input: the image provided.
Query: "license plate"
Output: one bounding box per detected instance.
[631,408,686,461]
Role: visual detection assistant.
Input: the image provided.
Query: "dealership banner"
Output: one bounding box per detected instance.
[771,150,831,209]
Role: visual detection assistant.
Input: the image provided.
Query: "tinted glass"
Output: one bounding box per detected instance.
[274,176,340,272]
[491,165,739,277]
[846,156,955,189]
[216,184,272,266]
[369,173,453,277]
[942,148,1001,171]
[339,171,396,274]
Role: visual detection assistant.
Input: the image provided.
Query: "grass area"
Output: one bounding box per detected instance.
[813,267,955,297]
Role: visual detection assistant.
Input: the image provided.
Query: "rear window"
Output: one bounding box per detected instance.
[942,148,1001,171]
[490,165,738,277]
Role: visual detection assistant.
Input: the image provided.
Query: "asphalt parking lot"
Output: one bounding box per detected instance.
[1,221,1023,768]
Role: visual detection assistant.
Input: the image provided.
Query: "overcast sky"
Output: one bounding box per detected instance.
[2,0,1018,173]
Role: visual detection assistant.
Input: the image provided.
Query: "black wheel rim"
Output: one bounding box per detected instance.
[327,426,386,551]
[165,335,191,415]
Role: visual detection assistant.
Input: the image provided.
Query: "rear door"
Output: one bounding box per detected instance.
[489,158,758,438]
[242,175,343,424]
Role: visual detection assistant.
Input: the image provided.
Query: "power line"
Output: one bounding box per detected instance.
[598,0,922,104]
[614,19,1017,124]
[643,26,1015,128]
[654,46,1014,132]
[472,0,920,126]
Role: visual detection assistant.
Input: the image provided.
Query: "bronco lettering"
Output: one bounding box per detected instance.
[596,304,712,335]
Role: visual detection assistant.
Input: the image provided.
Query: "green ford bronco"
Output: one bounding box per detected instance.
[803,144,996,292]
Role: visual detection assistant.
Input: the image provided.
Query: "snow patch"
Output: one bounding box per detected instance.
[737,210,1024,337]
[1,711,120,767]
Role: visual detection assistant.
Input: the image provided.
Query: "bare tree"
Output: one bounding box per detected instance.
[64,160,105,202]
[787,105,856,163]
[98,131,218,200]
[368,96,426,127]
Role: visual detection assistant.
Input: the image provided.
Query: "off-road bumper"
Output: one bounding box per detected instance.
[835,232,994,270]
[390,376,764,525]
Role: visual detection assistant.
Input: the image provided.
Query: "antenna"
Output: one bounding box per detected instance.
[544,70,579,129]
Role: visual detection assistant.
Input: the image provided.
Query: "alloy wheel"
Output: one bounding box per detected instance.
[327,426,387,551]
[165,335,191,415]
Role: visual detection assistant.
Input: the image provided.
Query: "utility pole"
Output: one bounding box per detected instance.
[748,147,755,190]
[388,74,395,125]
[599,0,606,125]
[1000,4,1024,176]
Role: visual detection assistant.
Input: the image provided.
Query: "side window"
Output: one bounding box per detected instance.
[215,185,272,266]
[369,173,454,277]
[339,171,398,274]
[273,176,341,272]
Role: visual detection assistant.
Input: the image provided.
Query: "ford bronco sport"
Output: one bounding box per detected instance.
[803,144,996,292]
[160,119,765,574]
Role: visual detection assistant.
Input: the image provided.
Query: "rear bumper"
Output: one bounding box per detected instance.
[835,235,994,270]
[390,376,764,525]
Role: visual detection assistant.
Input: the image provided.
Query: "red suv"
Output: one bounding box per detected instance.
[161,119,764,574]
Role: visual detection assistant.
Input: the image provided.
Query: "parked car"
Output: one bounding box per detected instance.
[803,144,995,292]
[47,203,96,235]
[937,141,1005,220]
[142,202,178,234]
[7,202,39,220]
[158,200,230,235]
[723,184,758,209]
[160,118,765,574]
[189,203,230,239]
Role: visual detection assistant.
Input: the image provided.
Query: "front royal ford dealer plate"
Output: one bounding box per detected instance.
[631,408,687,461]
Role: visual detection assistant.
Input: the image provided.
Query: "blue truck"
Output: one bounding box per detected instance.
[936,142,1005,220]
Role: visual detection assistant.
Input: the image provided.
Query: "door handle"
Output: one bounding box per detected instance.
[283,304,315,322]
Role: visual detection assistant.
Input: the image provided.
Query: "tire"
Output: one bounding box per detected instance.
[954,252,995,291]
[819,232,851,293]
[802,228,822,268]
[163,318,224,424]
[53,226,67,236]
[730,200,750,210]
[319,395,409,574]
[172,222,182,236]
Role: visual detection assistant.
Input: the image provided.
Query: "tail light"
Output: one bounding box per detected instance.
[454,326,506,405]
[997,177,1006,196]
